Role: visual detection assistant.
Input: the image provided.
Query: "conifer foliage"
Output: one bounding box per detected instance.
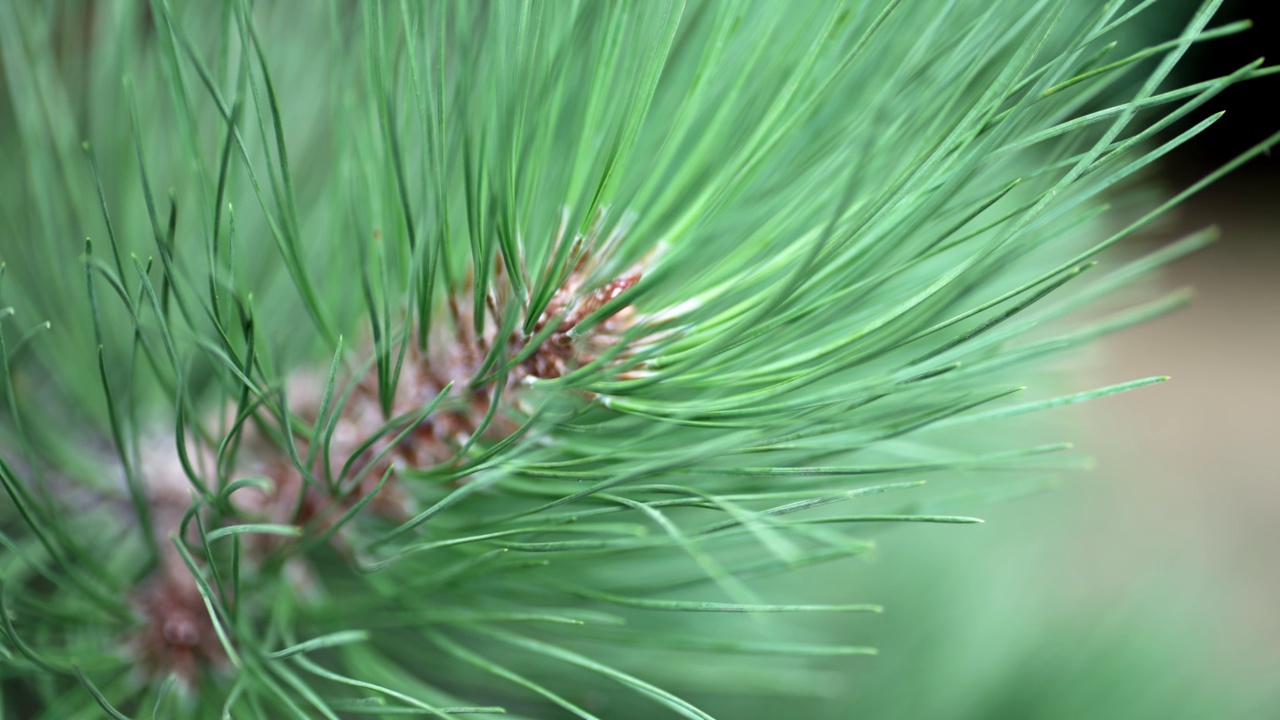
[0,1,1273,717]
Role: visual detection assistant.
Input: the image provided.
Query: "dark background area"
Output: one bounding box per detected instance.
[1167,0,1280,178]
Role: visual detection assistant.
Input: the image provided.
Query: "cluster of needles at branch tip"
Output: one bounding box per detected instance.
[128,216,651,685]
[4,0,1278,716]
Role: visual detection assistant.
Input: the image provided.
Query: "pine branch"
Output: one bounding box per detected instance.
[0,1,1274,717]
